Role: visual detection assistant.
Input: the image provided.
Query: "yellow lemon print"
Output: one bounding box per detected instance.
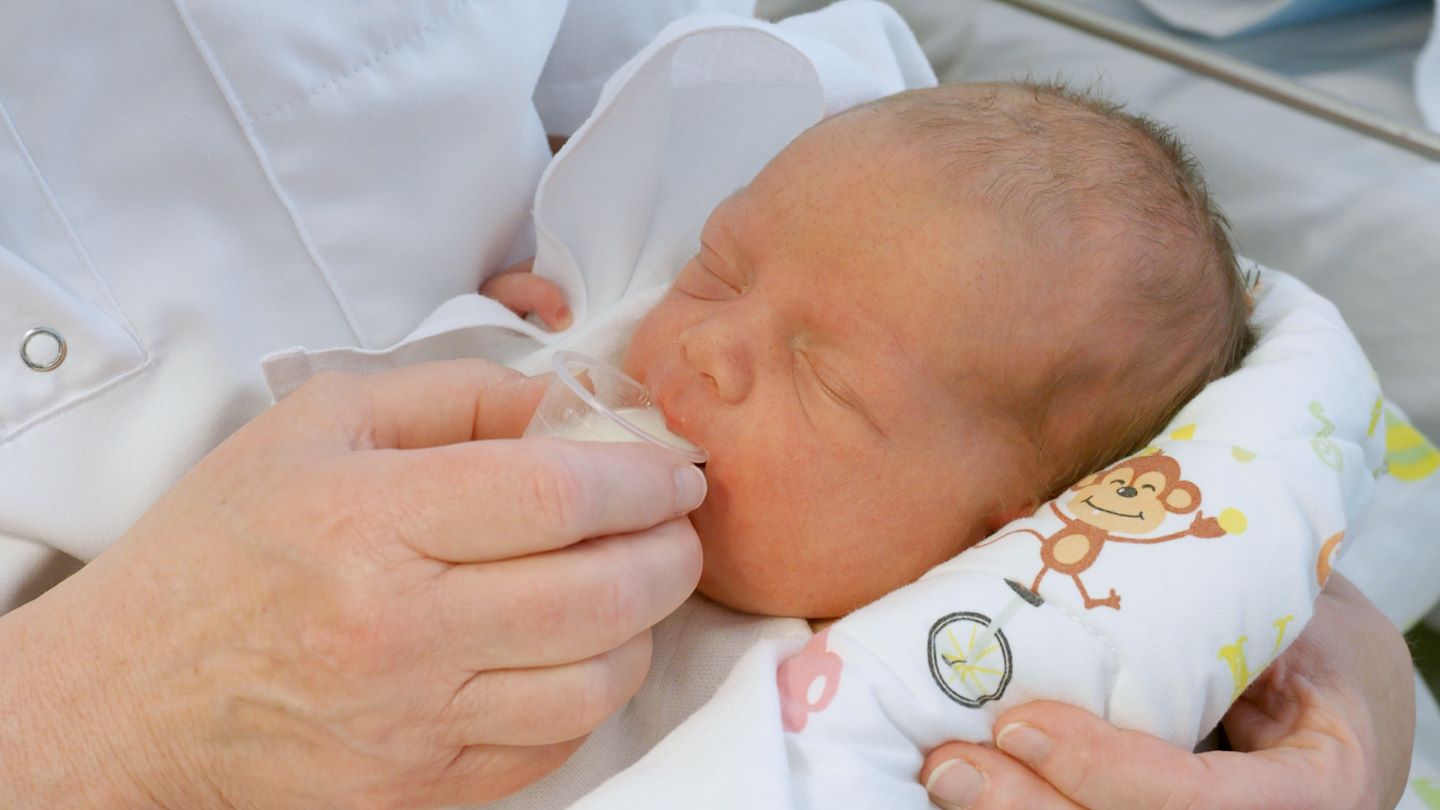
[1170,424,1197,441]
[1231,446,1256,463]
[1218,508,1247,535]
[1367,397,1383,437]
[1386,418,1440,482]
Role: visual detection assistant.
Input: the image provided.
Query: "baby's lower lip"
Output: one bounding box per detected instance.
[651,369,700,443]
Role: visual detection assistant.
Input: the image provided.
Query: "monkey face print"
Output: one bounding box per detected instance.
[1066,454,1202,535]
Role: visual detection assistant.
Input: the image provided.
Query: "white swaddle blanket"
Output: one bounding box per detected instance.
[260,3,1386,806]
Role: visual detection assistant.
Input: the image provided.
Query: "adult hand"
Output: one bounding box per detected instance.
[0,359,707,809]
[921,572,1414,809]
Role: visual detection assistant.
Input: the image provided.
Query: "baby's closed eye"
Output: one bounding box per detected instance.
[675,258,741,301]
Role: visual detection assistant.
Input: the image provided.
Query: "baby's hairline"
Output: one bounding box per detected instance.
[852,80,1256,500]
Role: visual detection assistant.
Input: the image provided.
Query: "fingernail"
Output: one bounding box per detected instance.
[925,758,984,810]
[996,722,1051,764]
[674,465,707,512]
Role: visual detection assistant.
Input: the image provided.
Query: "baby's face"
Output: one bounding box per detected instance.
[623,113,1081,618]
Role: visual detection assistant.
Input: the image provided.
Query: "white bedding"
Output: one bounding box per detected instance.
[1070,0,1434,127]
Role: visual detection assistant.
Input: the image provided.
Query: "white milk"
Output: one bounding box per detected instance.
[550,406,702,454]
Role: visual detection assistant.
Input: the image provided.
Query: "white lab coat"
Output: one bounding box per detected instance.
[0,0,750,611]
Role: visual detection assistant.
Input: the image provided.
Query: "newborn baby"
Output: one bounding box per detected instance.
[487,80,1255,619]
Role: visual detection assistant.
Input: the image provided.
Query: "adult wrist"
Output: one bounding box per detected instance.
[0,575,189,808]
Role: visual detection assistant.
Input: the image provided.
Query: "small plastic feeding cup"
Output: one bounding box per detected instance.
[524,351,707,464]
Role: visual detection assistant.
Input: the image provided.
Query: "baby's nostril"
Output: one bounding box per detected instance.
[1117,486,1138,498]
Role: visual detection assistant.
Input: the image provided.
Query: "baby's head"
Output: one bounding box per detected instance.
[622,82,1255,618]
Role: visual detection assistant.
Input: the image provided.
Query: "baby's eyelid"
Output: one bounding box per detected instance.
[699,258,744,295]
[800,351,884,436]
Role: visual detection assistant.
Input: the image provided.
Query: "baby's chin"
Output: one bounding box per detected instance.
[695,570,883,621]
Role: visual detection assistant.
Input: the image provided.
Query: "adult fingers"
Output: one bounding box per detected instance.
[480,271,572,330]
[361,438,707,562]
[426,739,586,808]
[288,360,549,452]
[922,741,1079,810]
[443,631,652,746]
[976,701,1344,810]
[435,518,701,669]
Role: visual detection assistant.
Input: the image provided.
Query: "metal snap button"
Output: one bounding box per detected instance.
[21,327,66,372]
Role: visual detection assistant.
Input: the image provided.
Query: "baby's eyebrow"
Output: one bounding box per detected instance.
[702,186,751,247]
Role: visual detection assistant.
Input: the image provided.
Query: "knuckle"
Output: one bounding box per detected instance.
[524,450,591,536]
[592,567,640,639]
[288,371,376,446]
[319,592,408,676]
[571,660,628,735]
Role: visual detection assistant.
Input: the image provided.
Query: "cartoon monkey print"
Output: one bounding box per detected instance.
[1002,452,1226,610]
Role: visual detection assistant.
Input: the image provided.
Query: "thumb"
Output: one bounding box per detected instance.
[980,701,1340,810]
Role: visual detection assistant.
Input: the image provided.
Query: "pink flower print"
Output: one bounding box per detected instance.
[777,628,842,733]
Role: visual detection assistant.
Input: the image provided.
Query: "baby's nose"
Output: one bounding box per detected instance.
[679,321,753,404]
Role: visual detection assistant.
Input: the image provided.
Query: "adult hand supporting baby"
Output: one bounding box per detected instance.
[920,572,1414,809]
[0,359,706,809]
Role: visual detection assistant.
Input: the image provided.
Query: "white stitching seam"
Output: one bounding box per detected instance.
[252,0,478,124]
[170,0,371,347]
[0,95,155,444]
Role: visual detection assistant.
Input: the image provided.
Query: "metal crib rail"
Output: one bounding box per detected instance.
[987,0,1440,162]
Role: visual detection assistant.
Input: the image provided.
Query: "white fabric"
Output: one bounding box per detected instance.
[1337,401,1440,630]
[262,0,934,388]
[1420,3,1440,129]
[1131,0,1413,38]
[1046,0,1434,129]
[0,0,738,606]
